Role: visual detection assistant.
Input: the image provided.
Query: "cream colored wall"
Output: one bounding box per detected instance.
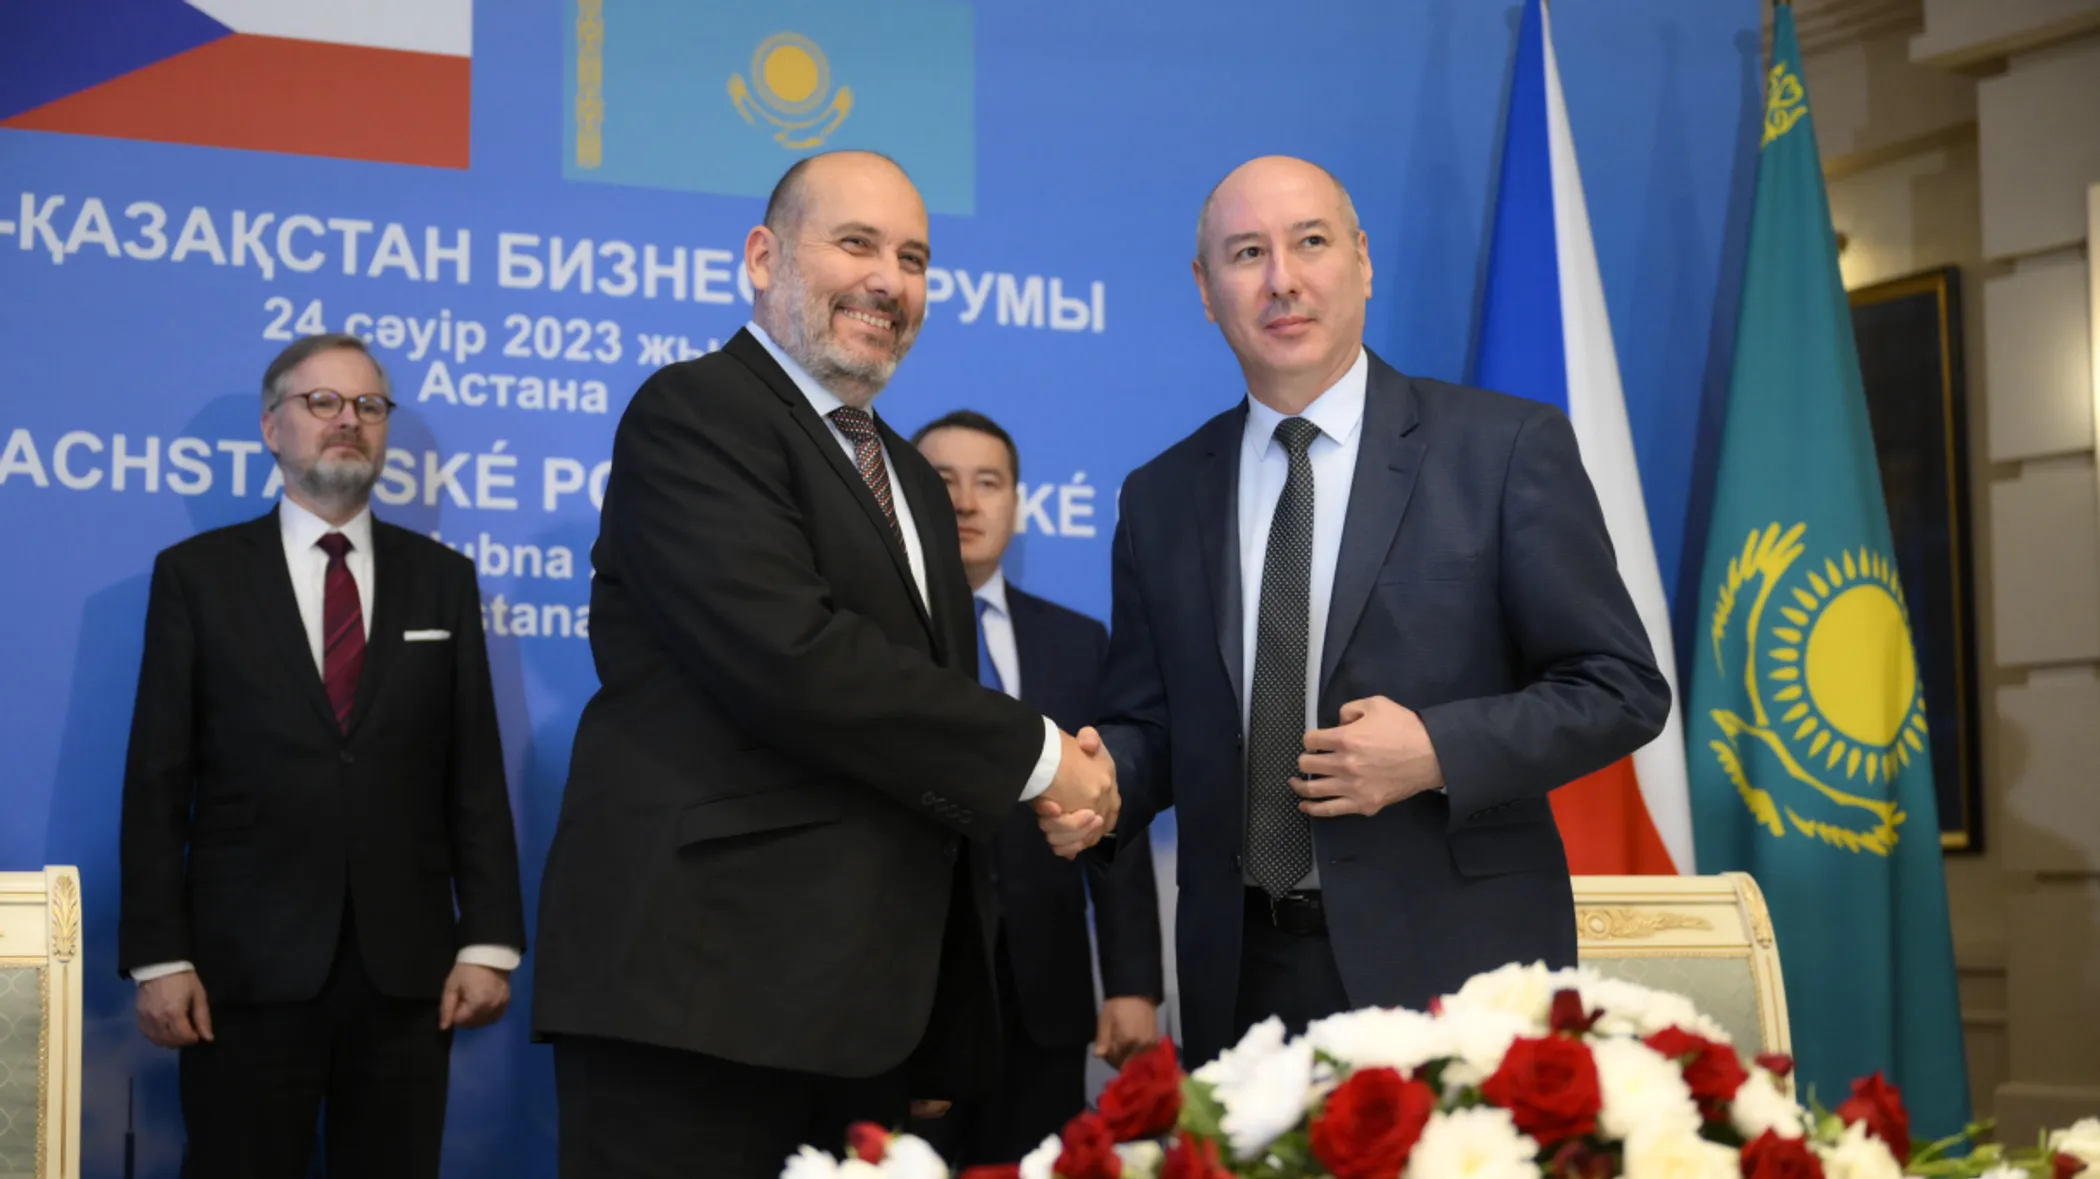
[1803,0,2100,1141]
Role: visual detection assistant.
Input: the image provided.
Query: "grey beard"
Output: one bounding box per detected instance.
[769,258,915,403]
[296,452,380,504]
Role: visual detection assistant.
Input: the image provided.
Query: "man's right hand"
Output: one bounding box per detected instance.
[137,971,214,1049]
[1034,726,1119,858]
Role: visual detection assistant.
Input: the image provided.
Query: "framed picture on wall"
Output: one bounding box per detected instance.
[1848,266,1981,853]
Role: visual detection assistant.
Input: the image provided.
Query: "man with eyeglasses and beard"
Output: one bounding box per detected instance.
[534,150,1120,1178]
[119,333,527,1179]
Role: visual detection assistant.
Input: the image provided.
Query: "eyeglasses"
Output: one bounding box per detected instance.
[279,389,396,423]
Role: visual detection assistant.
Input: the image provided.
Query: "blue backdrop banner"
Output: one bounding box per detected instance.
[0,1,1759,1174]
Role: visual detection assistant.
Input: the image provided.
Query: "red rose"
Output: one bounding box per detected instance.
[2055,1153,2088,1179]
[1644,1026,1749,1119]
[847,1122,888,1163]
[1550,989,1603,1036]
[1481,1036,1603,1147]
[1100,1039,1184,1142]
[1054,1111,1125,1179]
[1834,1073,1911,1164]
[958,1168,1022,1179]
[1756,1053,1796,1080]
[1310,1067,1437,1179]
[1161,1131,1234,1179]
[1547,1139,1615,1179]
[1742,1130,1826,1179]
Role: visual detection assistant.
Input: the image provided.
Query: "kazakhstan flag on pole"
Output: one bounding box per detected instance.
[1688,3,1970,1138]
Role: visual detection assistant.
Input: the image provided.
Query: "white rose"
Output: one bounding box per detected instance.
[1443,961,1559,1027]
[1818,1121,1903,1179]
[1017,1134,1061,1179]
[1621,1125,1742,1179]
[1307,1006,1456,1073]
[1194,1015,1289,1087]
[1116,1139,1165,1179]
[1438,1007,1535,1088]
[781,1146,843,1179]
[1216,1035,1316,1161]
[1570,973,1729,1043]
[2051,1118,2100,1169]
[840,1162,884,1179]
[1592,1037,1701,1141]
[1977,1167,2031,1179]
[1729,1069,1810,1141]
[879,1135,949,1179]
[1404,1107,1543,1179]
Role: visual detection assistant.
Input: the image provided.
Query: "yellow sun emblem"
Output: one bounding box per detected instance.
[1706,522,1924,855]
[729,33,854,150]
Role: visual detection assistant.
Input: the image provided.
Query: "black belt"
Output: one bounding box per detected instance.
[1245,887,1326,935]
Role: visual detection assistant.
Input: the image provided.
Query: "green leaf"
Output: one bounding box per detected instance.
[1179,1079,1226,1142]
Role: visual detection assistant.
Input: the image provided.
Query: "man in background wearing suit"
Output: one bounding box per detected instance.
[120,333,527,1178]
[532,152,1120,1179]
[1095,156,1672,1069]
[909,410,1164,1167]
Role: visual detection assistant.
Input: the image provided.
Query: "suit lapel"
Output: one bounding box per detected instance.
[724,330,935,642]
[243,508,340,733]
[1193,406,1249,712]
[1319,357,1425,699]
[344,523,406,737]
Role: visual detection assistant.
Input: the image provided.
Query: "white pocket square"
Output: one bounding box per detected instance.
[403,629,453,642]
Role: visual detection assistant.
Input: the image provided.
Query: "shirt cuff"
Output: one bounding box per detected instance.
[130,961,195,983]
[456,945,523,972]
[1018,717,1061,802]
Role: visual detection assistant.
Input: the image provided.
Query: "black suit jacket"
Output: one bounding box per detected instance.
[533,329,1045,1086]
[1097,351,1672,1067]
[992,585,1162,1049]
[118,508,527,1004]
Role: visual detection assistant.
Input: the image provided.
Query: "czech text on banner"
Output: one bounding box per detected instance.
[1686,4,1969,1137]
[1474,0,1692,875]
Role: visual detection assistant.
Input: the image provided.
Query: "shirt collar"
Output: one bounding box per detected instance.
[747,320,851,422]
[279,495,374,556]
[974,567,1010,618]
[1243,346,1370,453]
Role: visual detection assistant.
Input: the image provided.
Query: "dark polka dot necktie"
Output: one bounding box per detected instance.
[1246,416,1321,896]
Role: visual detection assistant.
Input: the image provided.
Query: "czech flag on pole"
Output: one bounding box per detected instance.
[1473,0,1693,874]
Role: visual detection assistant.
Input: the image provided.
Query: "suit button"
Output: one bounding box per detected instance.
[989,867,1001,884]
[340,750,355,765]
[943,838,959,862]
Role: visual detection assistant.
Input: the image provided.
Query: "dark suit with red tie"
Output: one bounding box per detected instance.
[118,505,526,1177]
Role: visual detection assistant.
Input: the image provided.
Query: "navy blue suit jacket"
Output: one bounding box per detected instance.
[1096,351,1671,1068]
[994,584,1163,1048]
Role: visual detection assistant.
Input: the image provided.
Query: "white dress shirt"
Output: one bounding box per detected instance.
[746,322,1060,801]
[974,568,1022,701]
[1237,347,1370,889]
[131,496,521,983]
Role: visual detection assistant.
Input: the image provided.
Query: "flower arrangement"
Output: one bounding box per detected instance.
[783,962,2099,1179]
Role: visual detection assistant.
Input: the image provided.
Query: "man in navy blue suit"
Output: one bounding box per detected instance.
[911,410,1165,1166]
[1093,156,1672,1070]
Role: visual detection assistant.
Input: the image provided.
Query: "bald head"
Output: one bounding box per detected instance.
[764,149,916,239]
[1195,156,1361,272]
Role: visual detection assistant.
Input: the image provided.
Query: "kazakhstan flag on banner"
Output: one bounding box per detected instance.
[1688,5,1970,1138]
[565,0,975,214]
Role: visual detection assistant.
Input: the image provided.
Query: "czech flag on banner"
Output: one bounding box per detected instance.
[2,0,471,169]
[1472,0,1693,874]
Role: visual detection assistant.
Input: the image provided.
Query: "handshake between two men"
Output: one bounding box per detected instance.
[1034,726,1121,860]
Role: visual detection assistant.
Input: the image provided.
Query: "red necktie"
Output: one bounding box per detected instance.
[316,532,365,731]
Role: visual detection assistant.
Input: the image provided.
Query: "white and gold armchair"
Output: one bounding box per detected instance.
[0,867,82,1179]
[1573,871,1792,1056]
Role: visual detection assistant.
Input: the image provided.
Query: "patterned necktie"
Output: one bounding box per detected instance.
[1246,417,1322,896]
[975,596,1005,694]
[315,532,365,732]
[828,406,905,545]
